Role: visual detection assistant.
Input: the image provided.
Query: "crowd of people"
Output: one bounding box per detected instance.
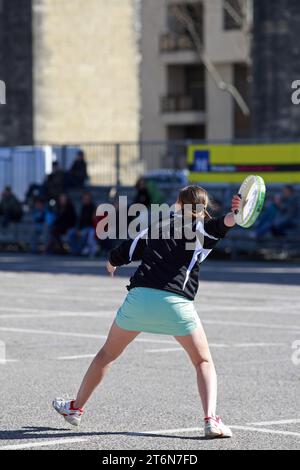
[0,150,102,256]
[29,191,101,256]
[254,185,299,238]
[0,152,159,256]
[0,152,299,257]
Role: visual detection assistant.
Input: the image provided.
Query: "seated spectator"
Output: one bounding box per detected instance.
[47,193,77,254]
[44,161,65,201]
[25,183,45,207]
[255,186,299,238]
[68,192,98,256]
[272,185,299,237]
[255,194,280,238]
[0,186,23,227]
[66,150,88,189]
[44,201,57,251]
[30,198,46,254]
[133,177,151,207]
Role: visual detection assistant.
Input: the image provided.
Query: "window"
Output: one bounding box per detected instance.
[167,2,204,43]
[223,0,243,30]
[163,65,205,112]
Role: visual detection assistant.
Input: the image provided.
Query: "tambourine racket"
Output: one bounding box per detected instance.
[234,175,266,228]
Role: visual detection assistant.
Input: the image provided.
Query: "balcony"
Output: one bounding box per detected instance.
[159,32,200,64]
[160,32,195,53]
[161,94,205,113]
[160,94,205,126]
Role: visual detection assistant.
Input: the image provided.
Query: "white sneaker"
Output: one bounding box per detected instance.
[204,416,232,438]
[52,398,84,427]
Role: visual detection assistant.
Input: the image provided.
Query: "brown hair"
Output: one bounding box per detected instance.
[177,185,213,220]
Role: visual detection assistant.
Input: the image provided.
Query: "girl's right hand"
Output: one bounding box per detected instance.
[106,260,117,277]
[231,194,241,213]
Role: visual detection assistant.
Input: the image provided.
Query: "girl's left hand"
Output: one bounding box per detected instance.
[231,194,241,213]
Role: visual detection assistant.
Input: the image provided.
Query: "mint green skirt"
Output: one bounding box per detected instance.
[115,287,201,336]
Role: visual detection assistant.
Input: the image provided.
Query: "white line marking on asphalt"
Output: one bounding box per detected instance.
[0,291,117,304]
[203,319,300,332]
[198,306,300,316]
[204,267,300,274]
[230,425,300,438]
[1,305,300,321]
[1,423,300,450]
[145,342,287,353]
[145,348,183,353]
[146,427,202,434]
[0,437,90,450]
[147,425,300,438]
[0,359,18,364]
[57,354,96,360]
[234,358,290,365]
[248,419,300,426]
[58,344,231,359]
[2,306,300,319]
[0,309,112,319]
[0,326,176,344]
[6,318,295,338]
[232,342,286,347]
[199,292,300,303]
[59,341,287,359]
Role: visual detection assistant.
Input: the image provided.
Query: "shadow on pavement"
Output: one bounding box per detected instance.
[0,426,208,444]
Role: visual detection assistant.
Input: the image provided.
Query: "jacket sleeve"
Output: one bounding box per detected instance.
[109,236,148,267]
[202,216,231,249]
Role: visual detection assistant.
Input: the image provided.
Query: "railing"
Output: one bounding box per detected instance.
[159,32,196,52]
[0,142,189,200]
[160,94,205,113]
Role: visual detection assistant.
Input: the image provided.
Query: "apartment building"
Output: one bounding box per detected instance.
[140,0,252,143]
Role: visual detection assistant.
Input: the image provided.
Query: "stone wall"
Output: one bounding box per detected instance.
[0,0,33,145]
[32,0,140,144]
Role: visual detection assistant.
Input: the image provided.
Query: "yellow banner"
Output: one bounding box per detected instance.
[187,143,300,183]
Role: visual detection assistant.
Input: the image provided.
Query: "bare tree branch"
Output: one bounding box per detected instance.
[172,3,250,116]
[224,0,252,64]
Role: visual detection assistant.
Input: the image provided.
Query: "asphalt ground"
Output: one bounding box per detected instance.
[0,254,299,450]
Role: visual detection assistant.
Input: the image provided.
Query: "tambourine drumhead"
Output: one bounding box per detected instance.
[234,175,266,228]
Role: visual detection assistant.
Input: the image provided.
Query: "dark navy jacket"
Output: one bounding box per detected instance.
[109,213,231,300]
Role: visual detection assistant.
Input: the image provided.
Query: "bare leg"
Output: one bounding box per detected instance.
[74,322,139,409]
[175,323,217,418]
